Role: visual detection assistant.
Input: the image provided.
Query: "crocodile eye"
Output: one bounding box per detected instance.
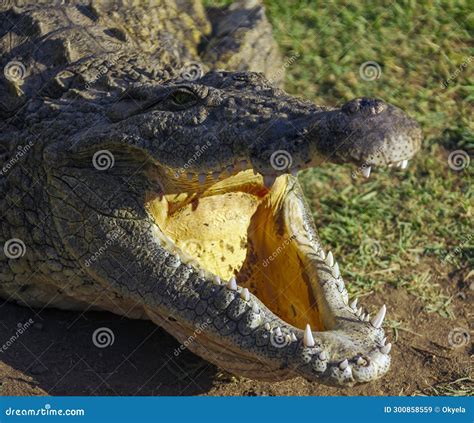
[167,88,198,109]
[342,99,360,115]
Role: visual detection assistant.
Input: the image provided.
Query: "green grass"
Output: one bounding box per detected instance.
[263,0,473,313]
[415,374,474,396]
[208,0,473,315]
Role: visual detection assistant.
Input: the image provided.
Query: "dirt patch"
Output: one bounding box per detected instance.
[0,279,471,396]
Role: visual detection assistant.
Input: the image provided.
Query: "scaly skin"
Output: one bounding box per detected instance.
[0,1,422,387]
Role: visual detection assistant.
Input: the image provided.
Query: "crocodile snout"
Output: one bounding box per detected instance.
[309,97,423,169]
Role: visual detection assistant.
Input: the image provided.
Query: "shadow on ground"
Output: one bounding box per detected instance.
[0,281,471,396]
[0,302,217,396]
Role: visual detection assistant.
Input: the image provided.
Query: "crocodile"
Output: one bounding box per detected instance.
[0,0,422,387]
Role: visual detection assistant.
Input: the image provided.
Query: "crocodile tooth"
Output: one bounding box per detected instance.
[227,277,237,291]
[400,159,408,169]
[337,279,345,293]
[198,173,206,184]
[213,276,221,285]
[286,335,292,343]
[362,166,371,178]
[303,324,315,347]
[319,351,328,361]
[240,287,250,301]
[275,327,282,336]
[212,171,220,180]
[370,304,386,328]
[325,251,334,267]
[361,313,366,321]
[339,359,349,370]
[252,303,260,313]
[263,174,276,189]
[318,249,326,260]
[290,332,297,342]
[364,314,370,322]
[381,337,387,346]
[356,307,363,317]
[332,261,340,278]
[226,165,234,174]
[350,298,358,310]
[187,172,194,181]
[240,160,248,170]
[356,356,366,366]
[169,255,181,267]
[264,322,271,331]
[381,343,392,354]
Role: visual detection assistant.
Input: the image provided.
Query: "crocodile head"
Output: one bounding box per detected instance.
[45,71,422,386]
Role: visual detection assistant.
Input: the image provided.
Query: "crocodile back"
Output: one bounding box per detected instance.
[0,1,210,120]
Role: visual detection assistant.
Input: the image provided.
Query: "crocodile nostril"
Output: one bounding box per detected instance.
[342,98,386,116]
[360,98,386,115]
[371,100,386,114]
[341,99,361,115]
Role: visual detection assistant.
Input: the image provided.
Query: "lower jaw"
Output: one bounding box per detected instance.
[142,172,391,385]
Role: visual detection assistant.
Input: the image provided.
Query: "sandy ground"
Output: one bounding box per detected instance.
[0,273,471,396]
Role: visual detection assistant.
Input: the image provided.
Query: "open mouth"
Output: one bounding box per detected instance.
[148,170,323,331]
[142,161,392,385]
